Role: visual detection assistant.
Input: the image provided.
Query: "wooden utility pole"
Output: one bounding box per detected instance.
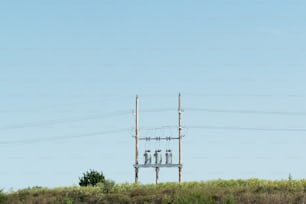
[133,94,183,184]
[178,93,183,184]
[155,167,159,184]
[135,95,139,184]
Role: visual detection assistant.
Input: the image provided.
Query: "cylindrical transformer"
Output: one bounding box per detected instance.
[144,150,151,165]
[165,149,172,164]
[154,150,162,164]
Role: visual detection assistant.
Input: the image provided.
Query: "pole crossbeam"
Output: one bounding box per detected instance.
[134,164,181,168]
[138,137,179,141]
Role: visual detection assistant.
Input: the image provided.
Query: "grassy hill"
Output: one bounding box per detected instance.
[2,179,306,204]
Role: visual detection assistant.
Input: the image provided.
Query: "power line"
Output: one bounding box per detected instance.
[140,108,175,113]
[139,125,306,133]
[139,107,306,116]
[1,106,305,131]
[0,109,175,131]
[2,125,306,145]
[139,126,178,131]
[0,110,132,130]
[184,93,306,98]
[188,125,306,132]
[0,109,177,131]
[185,108,306,116]
[0,128,130,145]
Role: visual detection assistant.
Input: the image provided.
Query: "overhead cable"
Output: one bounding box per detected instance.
[185,108,306,116]
[0,128,130,145]
[188,125,306,132]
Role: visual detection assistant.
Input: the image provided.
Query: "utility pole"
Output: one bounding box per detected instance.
[178,93,183,184]
[135,95,139,184]
[155,167,159,184]
[133,94,183,184]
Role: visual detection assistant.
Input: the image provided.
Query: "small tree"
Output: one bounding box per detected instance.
[79,169,105,187]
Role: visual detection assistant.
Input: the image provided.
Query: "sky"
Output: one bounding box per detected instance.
[1,0,306,190]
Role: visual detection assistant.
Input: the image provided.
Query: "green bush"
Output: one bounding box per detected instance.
[79,169,105,187]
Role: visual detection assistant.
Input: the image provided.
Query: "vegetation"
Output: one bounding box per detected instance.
[2,179,306,204]
[0,189,4,204]
[78,169,105,187]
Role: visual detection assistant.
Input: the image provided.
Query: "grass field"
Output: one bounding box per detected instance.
[2,179,306,204]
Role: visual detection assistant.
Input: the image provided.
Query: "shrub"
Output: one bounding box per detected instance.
[97,179,116,193]
[79,169,105,187]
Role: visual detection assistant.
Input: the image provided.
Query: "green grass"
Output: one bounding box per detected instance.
[2,179,306,204]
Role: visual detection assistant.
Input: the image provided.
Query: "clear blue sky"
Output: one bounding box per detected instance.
[1,0,306,190]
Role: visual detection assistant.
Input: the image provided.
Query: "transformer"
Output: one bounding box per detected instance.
[154,150,162,164]
[144,150,152,165]
[165,149,172,164]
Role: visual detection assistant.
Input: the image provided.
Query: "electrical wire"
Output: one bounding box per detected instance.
[185,108,306,116]
[2,125,306,145]
[140,108,175,113]
[0,110,132,130]
[184,93,306,98]
[2,106,306,131]
[0,128,130,145]
[187,125,306,132]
